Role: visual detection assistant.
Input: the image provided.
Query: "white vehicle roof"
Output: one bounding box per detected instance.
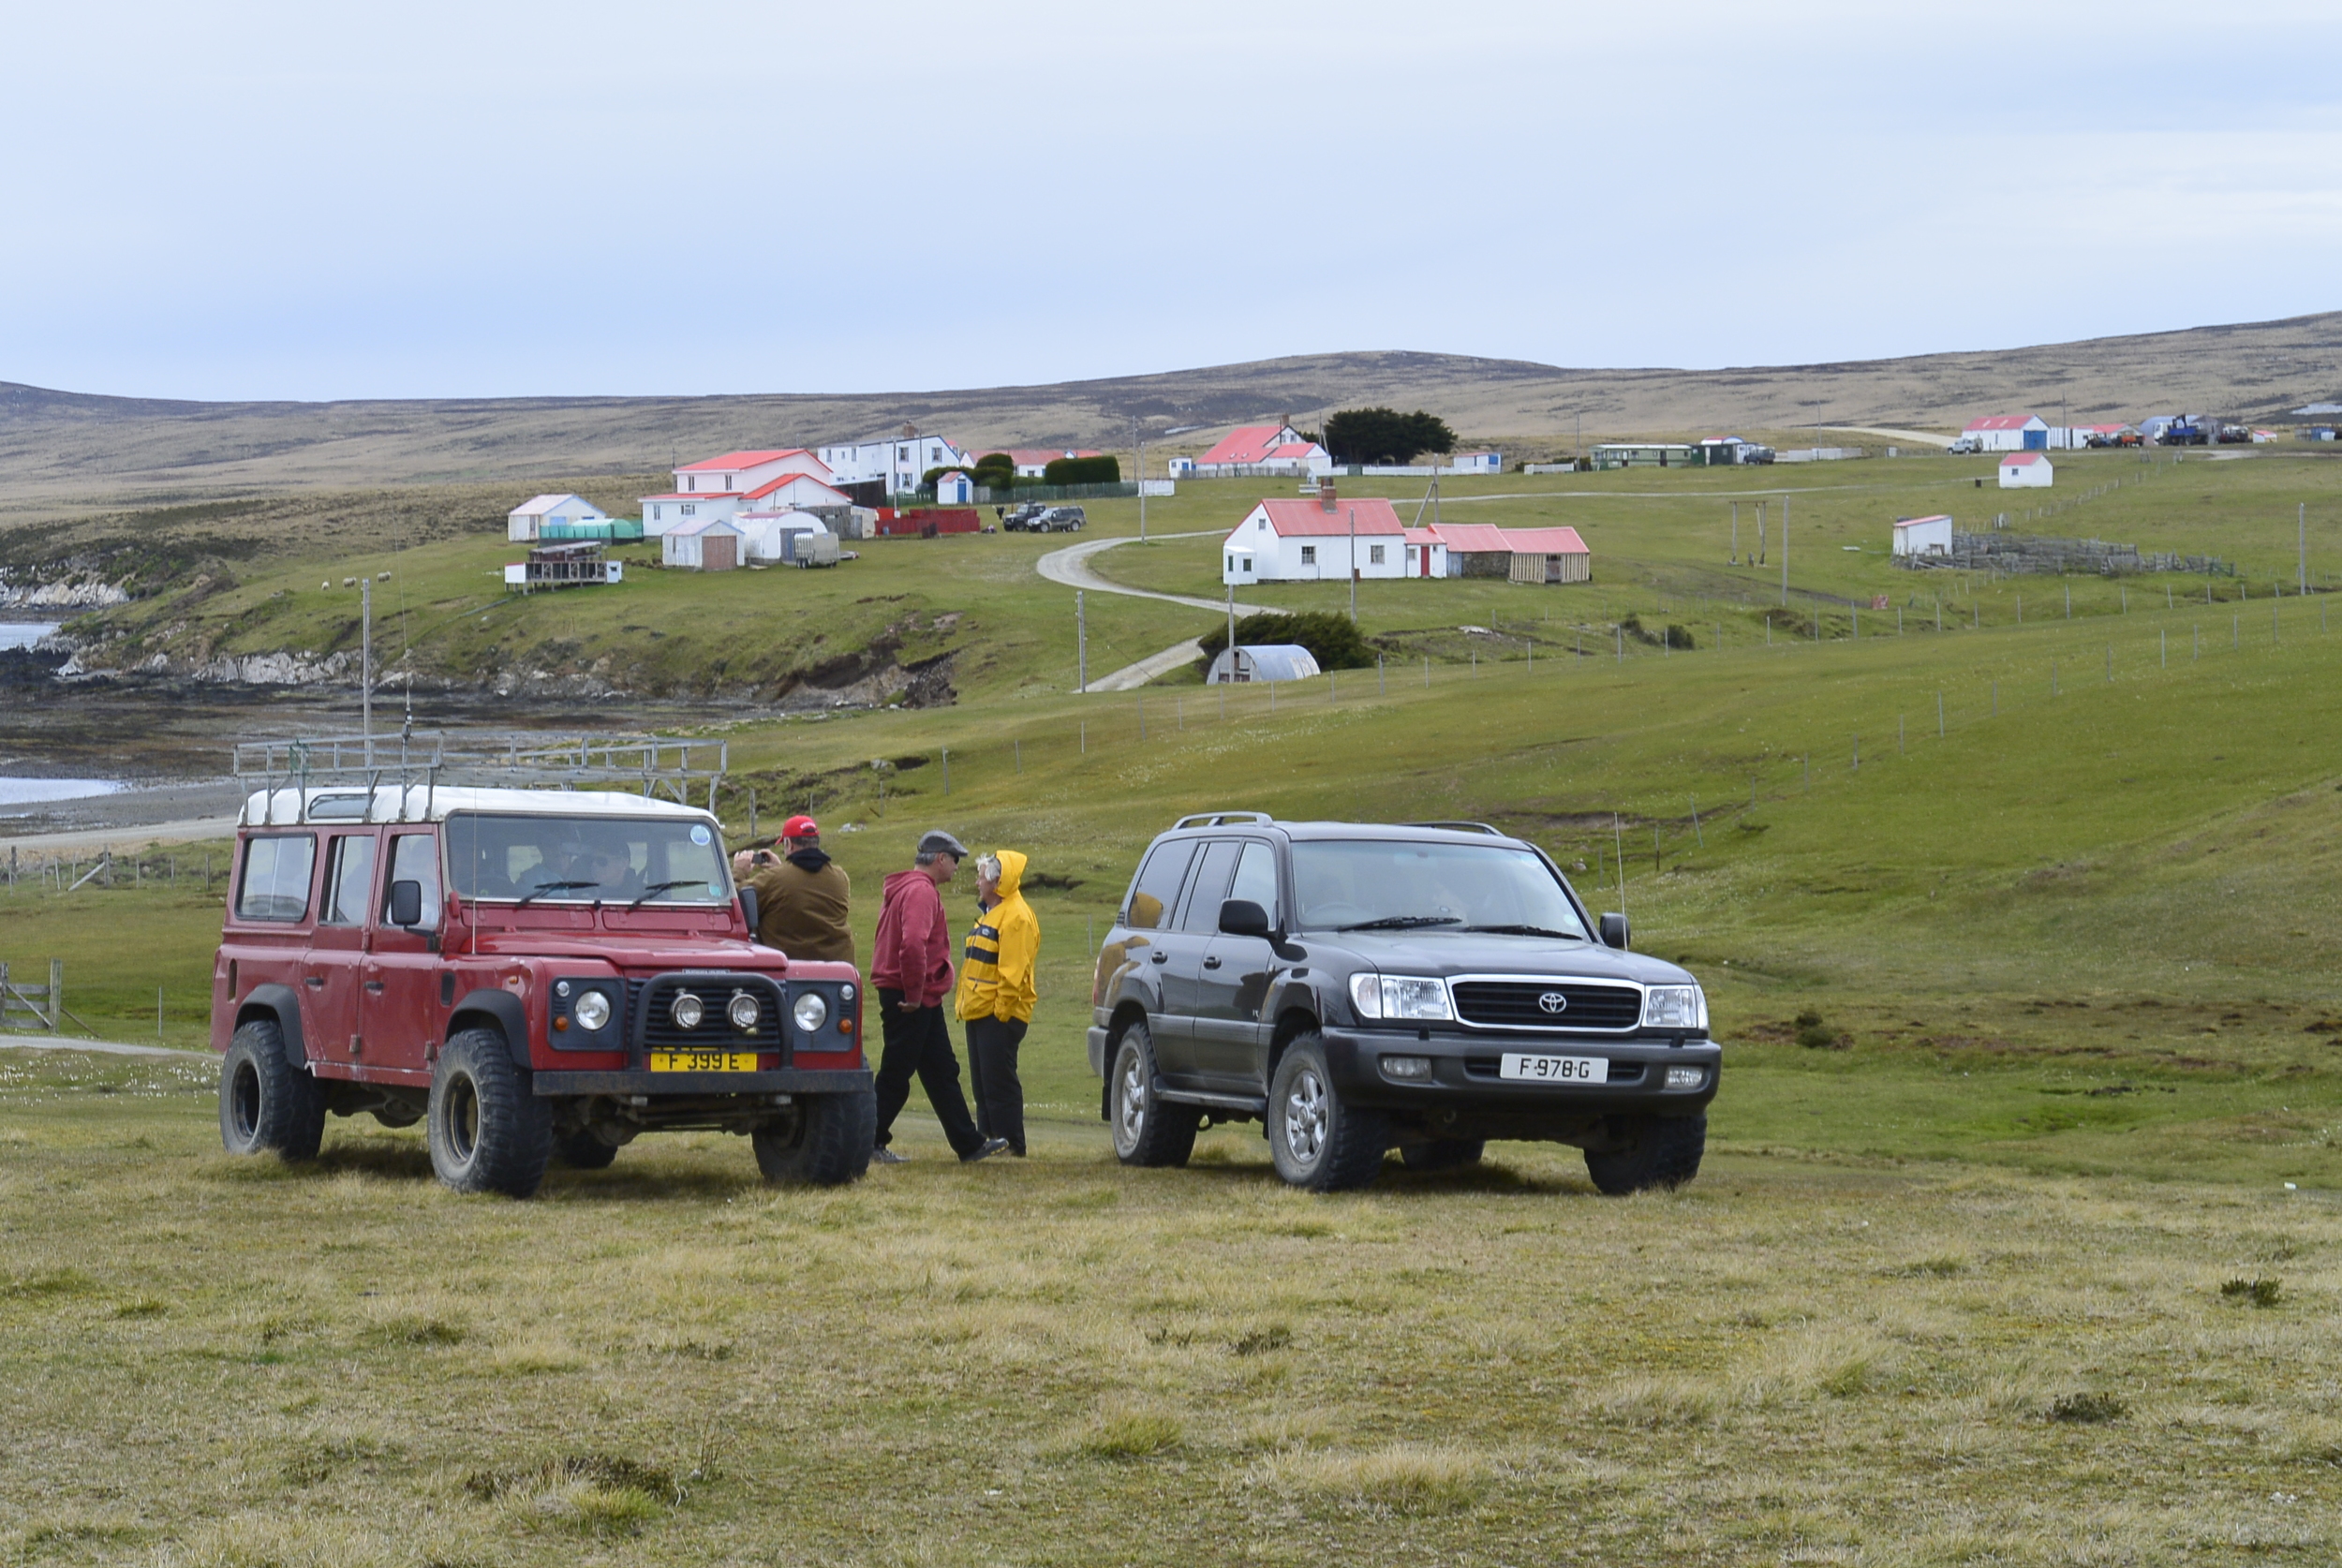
[241,784,717,829]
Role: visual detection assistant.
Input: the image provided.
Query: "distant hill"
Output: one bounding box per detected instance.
[3,312,2338,515]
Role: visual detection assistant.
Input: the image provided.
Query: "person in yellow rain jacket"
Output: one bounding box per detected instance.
[956,849,1038,1156]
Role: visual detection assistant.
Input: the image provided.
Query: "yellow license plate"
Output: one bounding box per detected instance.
[649,1050,758,1073]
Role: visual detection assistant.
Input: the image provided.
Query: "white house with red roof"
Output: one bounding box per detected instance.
[1963,415,2049,452]
[1221,484,1407,584]
[816,432,972,493]
[640,450,837,536]
[1187,423,1332,478]
[1999,452,2053,489]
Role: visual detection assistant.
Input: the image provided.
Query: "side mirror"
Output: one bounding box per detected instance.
[388,880,424,928]
[1599,912,1630,951]
[1218,898,1271,938]
[738,886,762,939]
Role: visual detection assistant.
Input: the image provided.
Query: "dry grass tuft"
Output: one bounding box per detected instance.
[464,1454,683,1537]
[1269,1442,1490,1514]
[1075,1402,1184,1459]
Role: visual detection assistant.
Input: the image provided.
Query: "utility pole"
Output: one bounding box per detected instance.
[1731,500,1739,565]
[1076,590,1087,693]
[1348,507,1358,622]
[1780,495,1789,607]
[2301,501,2308,594]
[1137,421,1147,542]
[361,577,373,768]
[1226,584,1237,686]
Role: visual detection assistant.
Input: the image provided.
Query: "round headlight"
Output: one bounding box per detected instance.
[671,991,704,1029]
[727,991,761,1032]
[793,993,828,1033]
[572,990,612,1032]
[839,984,856,1004]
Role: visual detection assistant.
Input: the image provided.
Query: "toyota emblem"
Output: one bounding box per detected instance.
[1536,991,1568,1014]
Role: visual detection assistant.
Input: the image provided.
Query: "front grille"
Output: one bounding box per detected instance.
[632,973,785,1057]
[1452,981,1642,1030]
[1465,1057,1644,1085]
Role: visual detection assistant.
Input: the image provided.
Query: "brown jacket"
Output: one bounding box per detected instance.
[749,850,855,965]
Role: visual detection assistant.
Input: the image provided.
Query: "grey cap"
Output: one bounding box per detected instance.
[917,829,969,860]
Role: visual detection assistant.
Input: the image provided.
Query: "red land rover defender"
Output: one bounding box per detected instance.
[212,781,871,1196]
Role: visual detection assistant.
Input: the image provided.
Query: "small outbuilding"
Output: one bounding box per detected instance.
[1502,526,1593,584]
[934,470,974,504]
[1964,415,2050,452]
[1206,644,1322,685]
[1400,528,1449,578]
[661,517,743,570]
[1998,452,2053,489]
[507,494,608,542]
[1428,522,1516,579]
[1892,514,1955,557]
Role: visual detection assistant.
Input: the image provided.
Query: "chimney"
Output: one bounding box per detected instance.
[1319,478,1337,513]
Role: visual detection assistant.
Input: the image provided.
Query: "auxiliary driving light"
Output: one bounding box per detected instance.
[1665,1066,1706,1089]
[727,991,761,1032]
[671,991,705,1029]
[1380,1055,1432,1081]
[572,990,612,1032]
[793,993,828,1033]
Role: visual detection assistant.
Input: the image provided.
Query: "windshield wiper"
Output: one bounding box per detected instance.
[626,880,704,911]
[1338,915,1461,932]
[514,880,599,908]
[1460,924,1581,939]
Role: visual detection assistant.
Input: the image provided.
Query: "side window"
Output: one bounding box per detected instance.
[386,834,442,929]
[321,835,378,925]
[1228,841,1279,921]
[1177,841,1241,931]
[236,835,318,923]
[1125,840,1196,931]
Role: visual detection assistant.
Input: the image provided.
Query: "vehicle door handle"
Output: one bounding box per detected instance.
[1150,952,1168,964]
[1202,956,1223,969]
[304,975,324,988]
[363,981,385,993]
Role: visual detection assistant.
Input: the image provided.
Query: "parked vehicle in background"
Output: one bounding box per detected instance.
[1000,502,1045,532]
[1033,506,1087,533]
[1947,436,1982,454]
[213,739,871,1198]
[1088,813,1719,1192]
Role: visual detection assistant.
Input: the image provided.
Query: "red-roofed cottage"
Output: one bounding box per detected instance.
[1221,484,1406,584]
[641,450,837,536]
[1998,451,2053,489]
[1499,526,1592,584]
[1183,422,1332,478]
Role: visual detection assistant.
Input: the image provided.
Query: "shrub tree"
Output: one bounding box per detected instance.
[1194,611,1376,677]
[1043,454,1120,486]
[1325,407,1458,466]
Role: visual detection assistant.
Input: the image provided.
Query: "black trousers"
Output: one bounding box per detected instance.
[965,1015,1028,1154]
[872,988,984,1157]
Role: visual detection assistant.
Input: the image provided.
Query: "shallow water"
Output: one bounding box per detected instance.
[0,622,60,651]
[0,777,124,806]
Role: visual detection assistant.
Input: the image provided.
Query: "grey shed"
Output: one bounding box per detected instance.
[1206,644,1322,684]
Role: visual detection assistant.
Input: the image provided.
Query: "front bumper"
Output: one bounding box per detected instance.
[1317,1028,1721,1116]
[531,1068,872,1098]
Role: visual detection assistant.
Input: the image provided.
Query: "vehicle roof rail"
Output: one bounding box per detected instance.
[1173,811,1275,830]
[232,731,730,816]
[1401,820,1506,836]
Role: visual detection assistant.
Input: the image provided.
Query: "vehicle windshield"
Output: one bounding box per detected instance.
[1288,839,1588,939]
[445,812,732,906]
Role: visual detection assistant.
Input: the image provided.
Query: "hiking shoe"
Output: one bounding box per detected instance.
[961,1137,1011,1164]
[872,1146,911,1164]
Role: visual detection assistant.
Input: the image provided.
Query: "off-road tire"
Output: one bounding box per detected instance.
[752,1088,876,1186]
[1584,1114,1707,1195]
[1401,1137,1486,1173]
[426,1029,553,1198]
[552,1129,620,1170]
[218,1016,326,1161]
[1267,1035,1389,1192]
[1108,1020,1199,1167]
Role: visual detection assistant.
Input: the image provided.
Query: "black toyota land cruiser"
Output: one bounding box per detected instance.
[1088,813,1720,1192]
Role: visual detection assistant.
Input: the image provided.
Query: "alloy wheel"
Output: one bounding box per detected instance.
[1282,1067,1327,1166]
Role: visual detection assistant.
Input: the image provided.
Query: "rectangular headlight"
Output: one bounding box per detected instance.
[1380,976,1454,1022]
[1642,985,1707,1030]
[1665,1065,1706,1089]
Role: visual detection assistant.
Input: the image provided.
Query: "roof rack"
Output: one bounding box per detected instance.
[1173,811,1275,830]
[1401,821,1506,836]
[233,731,728,826]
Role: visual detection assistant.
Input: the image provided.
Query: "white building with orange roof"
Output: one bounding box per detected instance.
[1186,422,1332,478]
[1221,484,1407,584]
[640,450,838,535]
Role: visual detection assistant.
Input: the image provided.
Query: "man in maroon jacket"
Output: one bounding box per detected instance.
[869,830,1007,1164]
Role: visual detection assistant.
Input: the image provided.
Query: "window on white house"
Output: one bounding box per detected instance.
[1369,545,1386,564]
[687,476,695,490]
[681,503,695,516]
[1300,545,1316,565]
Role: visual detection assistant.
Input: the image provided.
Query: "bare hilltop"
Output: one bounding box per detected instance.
[2,310,2337,514]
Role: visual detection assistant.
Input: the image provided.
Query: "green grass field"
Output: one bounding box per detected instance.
[7,446,2342,1562]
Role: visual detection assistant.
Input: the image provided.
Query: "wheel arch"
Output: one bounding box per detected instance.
[235,984,309,1065]
[449,989,532,1071]
[1099,999,1151,1121]
[1265,1005,1322,1087]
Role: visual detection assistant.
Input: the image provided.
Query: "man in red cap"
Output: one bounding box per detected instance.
[734,814,855,964]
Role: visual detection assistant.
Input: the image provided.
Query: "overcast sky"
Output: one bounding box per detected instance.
[5,1,2338,402]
